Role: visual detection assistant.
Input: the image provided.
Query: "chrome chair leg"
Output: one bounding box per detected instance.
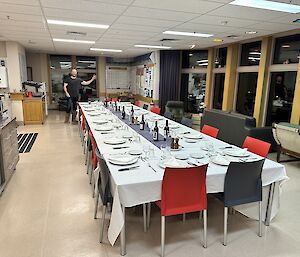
[161,216,166,257]
[143,203,147,232]
[203,209,207,248]
[99,205,107,243]
[94,191,100,219]
[147,203,151,229]
[259,201,262,237]
[223,207,228,246]
[182,213,186,223]
[120,206,126,256]
[93,166,100,198]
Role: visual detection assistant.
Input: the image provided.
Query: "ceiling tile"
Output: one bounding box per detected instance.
[0,2,42,15]
[116,16,181,28]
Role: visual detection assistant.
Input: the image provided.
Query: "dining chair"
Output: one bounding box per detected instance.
[164,111,173,120]
[201,124,219,138]
[151,165,208,257]
[150,106,161,115]
[242,136,271,158]
[181,117,193,128]
[214,159,265,246]
[112,97,118,102]
[94,150,149,242]
[143,103,149,110]
[135,100,140,107]
[88,130,98,196]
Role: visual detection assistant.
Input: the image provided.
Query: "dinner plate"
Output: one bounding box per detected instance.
[185,139,197,143]
[190,152,205,159]
[89,113,101,116]
[104,138,126,145]
[174,153,189,160]
[93,120,108,125]
[84,109,95,112]
[122,133,133,139]
[159,160,187,169]
[128,149,143,156]
[210,156,230,166]
[95,125,114,131]
[223,149,250,157]
[108,155,138,166]
[184,134,202,140]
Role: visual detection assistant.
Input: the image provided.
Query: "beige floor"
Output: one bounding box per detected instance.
[0,111,300,257]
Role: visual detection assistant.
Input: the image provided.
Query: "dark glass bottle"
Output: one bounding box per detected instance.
[140,114,145,130]
[122,106,125,119]
[164,120,169,141]
[153,121,159,141]
[131,106,134,124]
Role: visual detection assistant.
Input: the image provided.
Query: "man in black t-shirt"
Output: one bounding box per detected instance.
[64,68,96,123]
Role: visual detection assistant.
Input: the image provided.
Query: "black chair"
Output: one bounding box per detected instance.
[164,111,173,120]
[94,149,113,243]
[181,117,193,128]
[143,103,149,110]
[215,159,265,245]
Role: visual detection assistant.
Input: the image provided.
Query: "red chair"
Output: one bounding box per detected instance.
[88,131,98,184]
[242,136,271,158]
[134,100,140,107]
[156,165,208,256]
[201,125,219,138]
[112,97,118,102]
[150,106,161,115]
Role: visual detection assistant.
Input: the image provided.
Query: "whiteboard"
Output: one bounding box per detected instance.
[106,66,130,89]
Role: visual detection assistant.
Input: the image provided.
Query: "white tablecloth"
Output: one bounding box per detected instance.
[79,102,288,246]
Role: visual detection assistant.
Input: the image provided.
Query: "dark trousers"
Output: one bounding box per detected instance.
[67,96,78,121]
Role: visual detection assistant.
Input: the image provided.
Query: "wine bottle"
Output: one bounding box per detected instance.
[153,121,159,141]
[115,101,118,112]
[131,106,134,124]
[164,120,169,141]
[122,106,125,119]
[140,114,145,130]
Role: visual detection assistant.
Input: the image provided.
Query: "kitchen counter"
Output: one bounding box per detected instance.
[0,116,14,130]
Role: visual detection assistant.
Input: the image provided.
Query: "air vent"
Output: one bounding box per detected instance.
[227,35,240,38]
[159,38,179,42]
[66,31,87,36]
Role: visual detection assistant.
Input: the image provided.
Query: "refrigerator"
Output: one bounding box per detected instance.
[0,66,8,89]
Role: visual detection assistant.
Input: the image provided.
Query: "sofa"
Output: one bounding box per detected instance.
[272,122,300,162]
[200,109,276,149]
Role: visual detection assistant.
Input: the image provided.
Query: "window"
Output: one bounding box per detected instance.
[50,55,72,70]
[236,72,258,116]
[182,50,208,69]
[265,72,297,125]
[215,47,227,68]
[273,34,300,64]
[240,41,261,66]
[76,56,96,70]
[213,73,225,109]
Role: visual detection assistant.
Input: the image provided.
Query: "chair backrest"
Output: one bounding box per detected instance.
[150,106,161,115]
[143,103,149,110]
[161,165,208,216]
[164,111,173,120]
[201,124,219,138]
[223,159,265,207]
[165,101,184,121]
[95,149,113,205]
[181,117,193,128]
[88,130,98,169]
[112,97,118,102]
[242,136,271,158]
[135,100,140,107]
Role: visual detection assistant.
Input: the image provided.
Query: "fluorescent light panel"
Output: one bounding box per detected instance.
[134,45,171,49]
[229,0,300,13]
[90,48,122,52]
[197,60,209,63]
[47,19,109,29]
[53,38,95,44]
[163,31,213,38]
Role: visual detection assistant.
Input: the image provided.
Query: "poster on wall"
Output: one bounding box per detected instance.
[106,66,130,89]
[135,65,154,98]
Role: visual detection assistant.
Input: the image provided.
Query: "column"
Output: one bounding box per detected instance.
[97,56,106,97]
[290,59,300,124]
[204,48,214,109]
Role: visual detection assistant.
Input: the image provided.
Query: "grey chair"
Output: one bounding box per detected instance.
[143,104,149,110]
[164,111,174,120]
[181,117,193,128]
[215,159,265,245]
[165,101,184,122]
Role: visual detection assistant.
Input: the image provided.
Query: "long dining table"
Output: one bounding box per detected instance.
[79,101,288,256]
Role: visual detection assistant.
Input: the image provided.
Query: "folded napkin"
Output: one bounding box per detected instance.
[163,159,187,168]
[211,155,230,166]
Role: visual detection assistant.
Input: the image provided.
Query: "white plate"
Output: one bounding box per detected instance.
[210,156,230,166]
[104,138,126,145]
[190,152,205,159]
[122,133,133,139]
[128,149,143,156]
[184,134,202,140]
[223,149,250,157]
[174,153,189,160]
[93,120,108,125]
[108,156,138,166]
[95,126,113,131]
[84,109,95,112]
[89,113,101,116]
[185,139,197,143]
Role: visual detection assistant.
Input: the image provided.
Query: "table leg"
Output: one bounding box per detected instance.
[120,205,126,256]
[265,182,275,226]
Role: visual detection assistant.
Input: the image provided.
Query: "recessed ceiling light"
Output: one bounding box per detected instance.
[47,19,109,29]
[90,48,122,52]
[229,0,300,13]
[213,38,223,42]
[163,31,213,38]
[134,44,171,49]
[53,38,95,44]
[245,31,257,35]
[281,44,291,48]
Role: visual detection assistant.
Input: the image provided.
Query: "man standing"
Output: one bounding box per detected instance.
[64,68,96,123]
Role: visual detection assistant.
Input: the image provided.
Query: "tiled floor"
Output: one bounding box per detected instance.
[0,111,299,257]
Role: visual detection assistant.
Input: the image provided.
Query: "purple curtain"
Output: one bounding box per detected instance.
[159,50,181,114]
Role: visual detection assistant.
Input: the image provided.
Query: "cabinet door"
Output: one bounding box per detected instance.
[23,101,42,122]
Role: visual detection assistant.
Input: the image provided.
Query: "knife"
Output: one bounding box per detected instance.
[118,165,140,172]
[113,146,129,150]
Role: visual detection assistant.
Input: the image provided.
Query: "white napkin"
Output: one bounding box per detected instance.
[163,159,187,168]
[211,155,230,166]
